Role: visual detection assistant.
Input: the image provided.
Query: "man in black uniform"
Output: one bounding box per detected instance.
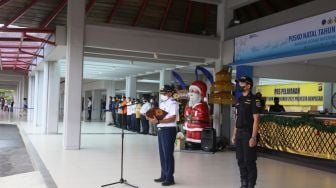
[232,76,260,188]
[269,97,285,112]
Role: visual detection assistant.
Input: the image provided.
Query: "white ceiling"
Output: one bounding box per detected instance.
[58,57,185,81]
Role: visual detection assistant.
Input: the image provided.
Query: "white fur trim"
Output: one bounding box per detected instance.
[189,85,201,94]
[186,138,201,143]
[183,126,203,131]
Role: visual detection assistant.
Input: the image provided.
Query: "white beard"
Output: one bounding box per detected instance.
[188,93,202,107]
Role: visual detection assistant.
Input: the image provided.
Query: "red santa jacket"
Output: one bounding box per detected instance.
[184,103,209,131]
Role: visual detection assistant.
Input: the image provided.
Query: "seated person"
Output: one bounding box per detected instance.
[269,97,285,112]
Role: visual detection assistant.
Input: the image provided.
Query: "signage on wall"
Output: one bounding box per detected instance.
[256,83,324,106]
[234,10,336,64]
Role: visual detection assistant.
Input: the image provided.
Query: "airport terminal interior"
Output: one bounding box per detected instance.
[0,0,335,187]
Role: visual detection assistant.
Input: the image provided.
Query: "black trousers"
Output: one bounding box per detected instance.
[158,127,176,182]
[117,114,122,127]
[87,109,92,120]
[136,118,141,132]
[140,115,149,134]
[112,111,116,125]
[236,130,257,185]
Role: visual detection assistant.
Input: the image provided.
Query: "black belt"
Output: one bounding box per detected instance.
[157,127,176,130]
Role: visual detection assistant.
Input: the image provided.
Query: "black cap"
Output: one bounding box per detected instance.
[160,85,174,93]
[236,76,253,86]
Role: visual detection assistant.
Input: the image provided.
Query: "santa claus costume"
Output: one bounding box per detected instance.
[184,80,210,149]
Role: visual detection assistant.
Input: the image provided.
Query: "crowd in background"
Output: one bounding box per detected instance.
[107,95,159,135]
[0,97,14,112]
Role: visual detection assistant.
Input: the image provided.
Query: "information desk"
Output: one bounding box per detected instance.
[258,113,336,160]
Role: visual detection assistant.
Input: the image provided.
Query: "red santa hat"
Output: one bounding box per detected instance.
[189,80,207,98]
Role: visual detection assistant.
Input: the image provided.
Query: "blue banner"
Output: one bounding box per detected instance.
[234,10,336,64]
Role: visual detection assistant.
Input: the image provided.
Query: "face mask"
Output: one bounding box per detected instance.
[238,86,246,92]
[160,94,168,101]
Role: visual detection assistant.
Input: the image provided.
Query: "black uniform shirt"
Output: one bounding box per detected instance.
[236,93,260,130]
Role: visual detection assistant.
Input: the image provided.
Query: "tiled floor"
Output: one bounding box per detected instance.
[1,111,336,188]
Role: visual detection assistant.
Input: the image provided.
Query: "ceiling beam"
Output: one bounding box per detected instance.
[24,33,55,45]
[84,53,191,66]
[20,49,43,58]
[40,0,67,28]
[0,0,11,8]
[0,45,41,49]
[159,0,173,30]
[106,0,123,23]
[132,0,149,26]
[3,0,38,27]
[0,27,55,33]
[183,0,193,33]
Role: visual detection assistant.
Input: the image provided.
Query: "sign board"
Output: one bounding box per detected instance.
[256,83,324,106]
[234,10,336,64]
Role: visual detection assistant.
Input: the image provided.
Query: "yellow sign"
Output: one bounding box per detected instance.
[256,83,324,106]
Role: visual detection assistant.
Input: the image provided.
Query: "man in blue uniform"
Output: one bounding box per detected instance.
[232,76,260,188]
[148,85,178,186]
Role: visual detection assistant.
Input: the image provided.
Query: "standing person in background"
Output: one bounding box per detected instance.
[117,98,123,128]
[23,98,28,112]
[1,97,5,110]
[126,97,132,130]
[131,98,137,132]
[114,97,120,126]
[111,97,117,125]
[10,100,14,112]
[232,76,260,188]
[149,97,159,136]
[135,99,142,133]
[269,97,285,112]
[140,97,151,134]
[100,98,106,120]
[87,97,92,121]
[121,96,128,129]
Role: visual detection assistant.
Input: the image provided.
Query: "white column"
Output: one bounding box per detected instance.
[41,62,49,133]
[213,1,229,137]
[105,80,116,109]
[37,71,44,127]
[33,72,40,126]
[92,90,102,120]
[63,0,85,150]
[126,76,136,98]
[27,75,35,122]
[42,61,61,134]
[17,82,21,109]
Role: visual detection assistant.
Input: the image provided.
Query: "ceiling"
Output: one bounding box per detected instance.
[58,56,183,81]
[0,0,217,35]
[0,0,217,72]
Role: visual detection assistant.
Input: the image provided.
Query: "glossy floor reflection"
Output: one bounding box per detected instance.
[1,111,335,188]
[22,122,336,188]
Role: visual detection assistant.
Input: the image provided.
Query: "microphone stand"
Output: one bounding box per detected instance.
[101,102,138,188]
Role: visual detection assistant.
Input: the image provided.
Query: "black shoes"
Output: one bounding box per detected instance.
[154,178,175,186]
[162,181,175,186]
[154,178,164,183]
